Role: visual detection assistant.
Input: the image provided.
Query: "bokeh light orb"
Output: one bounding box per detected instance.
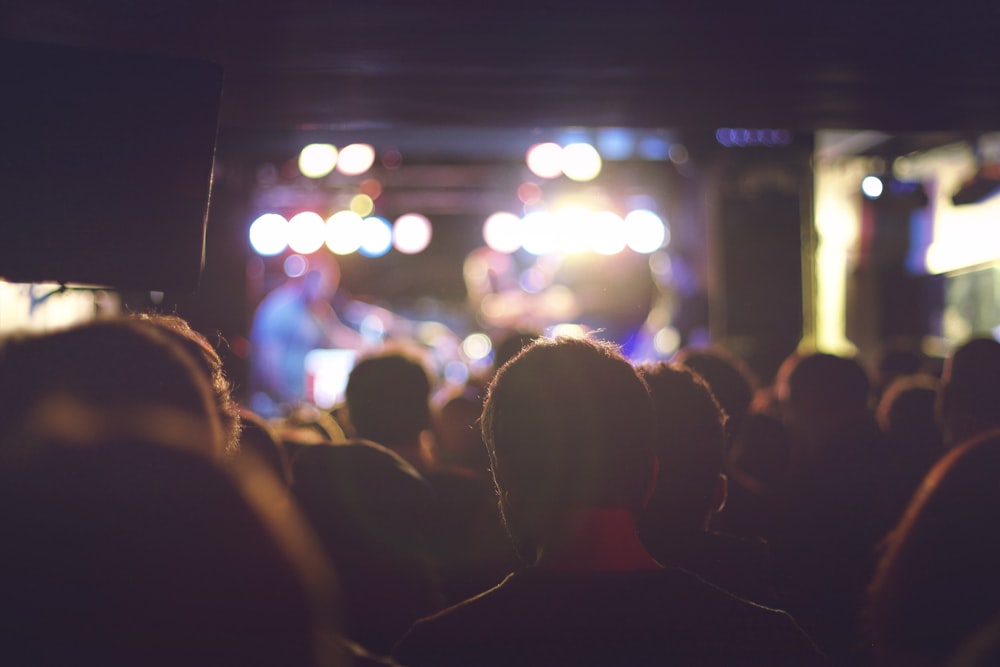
[590,211,628,255]
[298,144,338,178]
[393,213,432,254]
[325,210,364,255]
[248,213,288,256]
[283,254,308,278]
[483,212,523,254]
[624,209,668,253]
[554,207,592,254]
[862,175,884,199]
[350,193,375,217]
[526,143,564,179]
[560,142,602,182]
[337,143,376,176]
[360,178,383,199]
[520,211,559,256]
[462,333,493,361]
[287,211,327,254]
[359,216,393,257]
[517,182,543,205]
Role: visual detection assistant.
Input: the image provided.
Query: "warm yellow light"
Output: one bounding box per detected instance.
[462,333,493,361]
[554,207,592,254]
[350,194,374,217]
[560,143,602,182]
[520,211,559,256]
[591,211,627,255]
[325,210,364,255]
[298,144,338,179]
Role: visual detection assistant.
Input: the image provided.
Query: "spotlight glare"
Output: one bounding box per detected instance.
[287,211,327,254]
[520,211,559,256]
[590,211,627,255]
[337,143,376,176]
[393,213,432,254]
[298,144,338,178]
[325,210,364,255]
[862,175,884,199]
[624,209,668,253]
[359,216,393,257]
[462,333,493,361]
[483,212,523,254]
[560,143,602,182]
[248,213,288,256]
[526,143,564,179]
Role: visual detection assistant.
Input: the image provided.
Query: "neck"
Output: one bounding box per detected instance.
[536,508,663,573]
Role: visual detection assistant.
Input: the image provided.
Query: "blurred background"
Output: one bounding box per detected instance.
[2,0,999,404]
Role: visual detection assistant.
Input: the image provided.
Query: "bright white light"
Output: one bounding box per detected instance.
[248,213,288,256]
[287,211,327,254]
[520,211,559,256]
[526,143,564,179]
[359,216,393,257]
[337,143,376,176]
[654,326,681,355]
[298,144,338,179]
[560,143,602,182]
[550,323,587,339]
[554,207,593,254]
[325,210,364,255]
[462,333,493,361]
[862,175,884,198]
[624,209,668,253]
[393,213,432,254]
[483,212,523,254]
[590,211,627,255]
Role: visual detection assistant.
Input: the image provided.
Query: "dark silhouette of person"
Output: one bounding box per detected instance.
[937,337,1000,449]
[772,351,886,664]
[866,430,1000,666]
[637,362,777,606]
[673,346,758,444]
[291,440,444,655]
[394,336,825,667]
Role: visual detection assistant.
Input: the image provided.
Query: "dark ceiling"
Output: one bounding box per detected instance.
[4,0,1000,138]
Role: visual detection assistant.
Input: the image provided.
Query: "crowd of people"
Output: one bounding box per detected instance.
[1,310,999,666]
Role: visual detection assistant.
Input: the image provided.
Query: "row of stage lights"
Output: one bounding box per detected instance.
[248,207,669,258]
[249,138,671,257]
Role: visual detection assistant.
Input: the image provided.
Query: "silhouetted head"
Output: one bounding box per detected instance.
[778,352,872,454]
[637,362,727,533]
[345,346,433,450]
[867,430,1000,665]
[0,317,224,463]
[938,338,1000,447]
[673,347,755,441]
[481,336,656,562]
[877,374,943,453]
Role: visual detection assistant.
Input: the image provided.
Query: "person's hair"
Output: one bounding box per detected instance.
[673,347,755,441]
[0,436,343,666]
[0,317,223,462]
[867,430,1000,665]
[637,362,727,530]
[876,374,942,448]
[939,338,1000,447]
[481,336,656,558]
[133,312,242,454]
[238,407,293,486]
[345,346,433,447]
[785,352,872,416]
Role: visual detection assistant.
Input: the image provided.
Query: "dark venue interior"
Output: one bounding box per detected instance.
[3,1,1000,666]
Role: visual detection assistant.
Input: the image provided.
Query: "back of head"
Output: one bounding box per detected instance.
[673,347,755,440]
[877,374,943,453]
[781,352,872,451]
[481,336,656,558]
[0,317,223,462]
[637,362,726,531]
[867,430,1000,664]
[345,346,432,448]
[0,437,340,667]
[940,337,1000,447]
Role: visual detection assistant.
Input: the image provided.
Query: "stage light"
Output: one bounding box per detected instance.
[462,333,492,361]
[298,144,338,178]
[517,182,543,205]
[590,211,627,255]
[526,143,563,179]
[520,211,559,256]
[561,142,602,181]
[287,211,326,254]
[393,213,432,254]
[360,178,383,199]
[359,216,393,257]
[248,213,288,256]
[325,210,364,255]
[483,212,523,254]
[862,175,884,199]
[625,209,668,253]
[337,143,376,176]
[555,207,592,254]
[350,194,374,217]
